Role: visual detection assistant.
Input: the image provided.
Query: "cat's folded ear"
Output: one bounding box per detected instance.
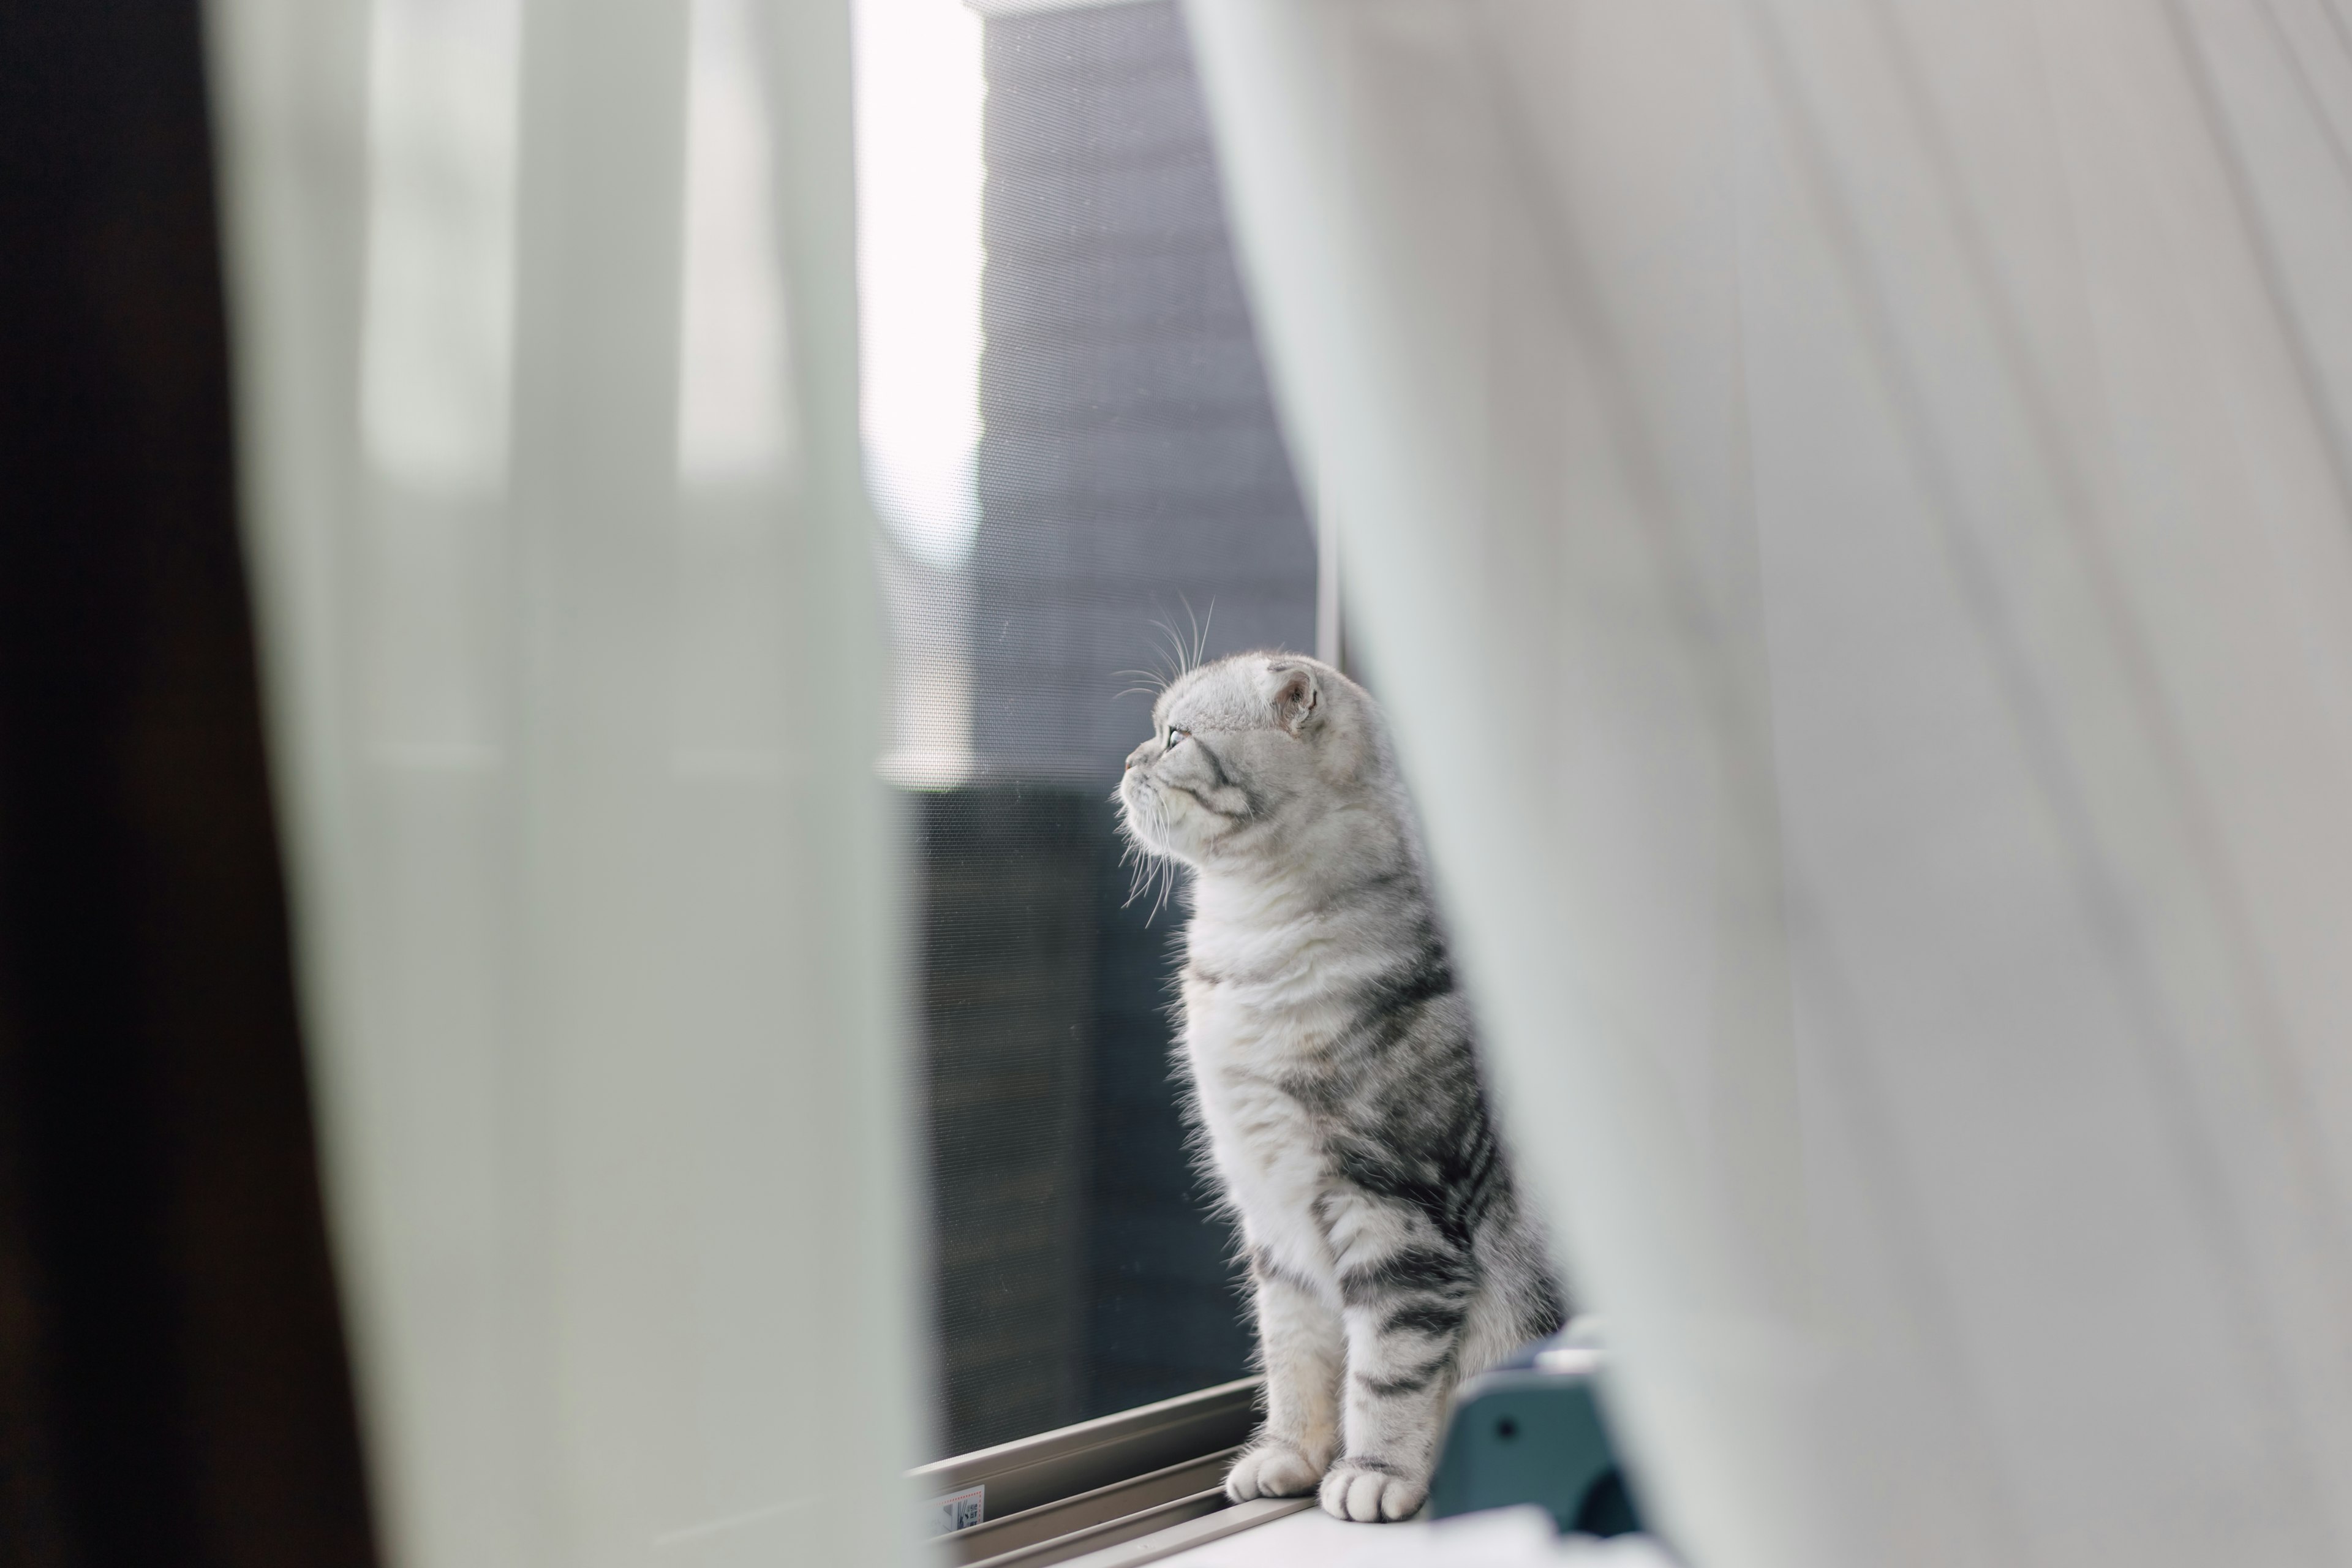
[1265,660,1322,736]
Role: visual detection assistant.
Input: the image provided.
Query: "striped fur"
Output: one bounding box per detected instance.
[1117,654,1566,1523]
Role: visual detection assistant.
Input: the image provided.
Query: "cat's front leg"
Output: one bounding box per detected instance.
[1322,1244,1473,1522]
[1226,1248,1343,1502]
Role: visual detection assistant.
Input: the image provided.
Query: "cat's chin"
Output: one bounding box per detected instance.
[1118,786,1205,865]
[1131,832,1203,872]
[1145,827,1217,869]
[1129,816,1234,876]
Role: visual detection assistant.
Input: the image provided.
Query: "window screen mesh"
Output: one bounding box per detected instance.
[885,0,1317,1458]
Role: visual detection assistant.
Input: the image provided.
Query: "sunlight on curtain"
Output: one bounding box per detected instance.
[204,0,919,1564]
[359,0,522,494]
[1190,2,2352,1565]
[679,0,794,486]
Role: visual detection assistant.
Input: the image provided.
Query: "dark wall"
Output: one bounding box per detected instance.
[917,0,1316,1459]
[0,2,379,1563]
[918,788,1098,1452]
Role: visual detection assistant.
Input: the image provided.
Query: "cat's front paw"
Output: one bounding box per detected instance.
[1317,1458,1426,1523]
[1225,1441,1324,1502]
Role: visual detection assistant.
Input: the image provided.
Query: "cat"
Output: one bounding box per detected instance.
[1116,651,1567,1523]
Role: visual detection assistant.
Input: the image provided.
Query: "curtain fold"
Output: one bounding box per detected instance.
[205,1,919,1563]
[1188,2,2352,1564]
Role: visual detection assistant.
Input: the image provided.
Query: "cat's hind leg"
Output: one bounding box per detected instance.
[1226,1248,1342,1502]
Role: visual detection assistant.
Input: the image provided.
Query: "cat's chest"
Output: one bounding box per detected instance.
[1182,971,1346,1280]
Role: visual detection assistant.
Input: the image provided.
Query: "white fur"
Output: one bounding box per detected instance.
[1118,654,1563,1524]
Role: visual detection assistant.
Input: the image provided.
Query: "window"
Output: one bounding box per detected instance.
[858,0,1322,1461]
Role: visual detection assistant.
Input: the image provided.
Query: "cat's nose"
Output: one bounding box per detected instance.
[1124,740,1152,771]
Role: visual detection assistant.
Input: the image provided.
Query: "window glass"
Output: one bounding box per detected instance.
[858,0,1320,1458]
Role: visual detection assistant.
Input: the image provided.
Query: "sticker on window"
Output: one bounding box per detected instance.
[927,1483,984,1536]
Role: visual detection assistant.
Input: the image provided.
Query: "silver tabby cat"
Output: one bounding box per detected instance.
[1117,652,1565,1523]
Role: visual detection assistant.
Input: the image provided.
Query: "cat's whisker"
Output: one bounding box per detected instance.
[1113,666,1172,701]
[1151,616,1193,687]
[1145,858,1176,925]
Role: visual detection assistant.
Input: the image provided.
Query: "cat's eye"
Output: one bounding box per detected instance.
[1166,726,1188,749]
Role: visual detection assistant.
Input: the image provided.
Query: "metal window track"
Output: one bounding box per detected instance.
[917,1379,1285,1568]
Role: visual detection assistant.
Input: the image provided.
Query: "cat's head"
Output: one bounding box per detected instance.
[1117,652,1398,881]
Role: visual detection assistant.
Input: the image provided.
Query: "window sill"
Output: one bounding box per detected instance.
[1050,1498,1315,1568]
[1083,1501,1667,1568]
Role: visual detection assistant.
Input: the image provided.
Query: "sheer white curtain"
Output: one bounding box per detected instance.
[1189,2,2352,1565]
[205,1,919,1564]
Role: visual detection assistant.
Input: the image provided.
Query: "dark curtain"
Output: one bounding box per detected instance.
[0,3,380,1565]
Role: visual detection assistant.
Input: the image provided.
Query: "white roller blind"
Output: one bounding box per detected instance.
[204,0,920,1563]
[1188,2,2352,1565]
